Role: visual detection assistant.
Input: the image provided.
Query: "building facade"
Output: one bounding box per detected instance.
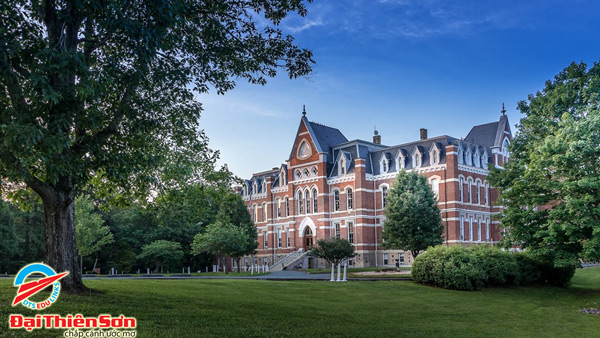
[237,109,512,269]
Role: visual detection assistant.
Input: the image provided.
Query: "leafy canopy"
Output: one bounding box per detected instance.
[0,0,314,201]
[308,238,356,265]
[137,240,184,272]
[191,220,255,261]
[381,170,443,258]
[75,195,114,257]
[489,61,600,268]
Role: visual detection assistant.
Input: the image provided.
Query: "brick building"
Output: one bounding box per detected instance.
[237,107,512,269]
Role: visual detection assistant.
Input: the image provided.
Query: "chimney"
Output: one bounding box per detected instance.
[373,129,381,145]
[420,128,428,140]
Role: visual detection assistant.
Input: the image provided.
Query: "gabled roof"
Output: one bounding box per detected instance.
[465,115,511,153]
[288,117,348,160]
[303,117,348,155]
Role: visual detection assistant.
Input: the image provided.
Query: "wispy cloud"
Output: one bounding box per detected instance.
[287,0,536,40]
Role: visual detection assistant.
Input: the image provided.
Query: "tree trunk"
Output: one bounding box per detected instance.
[42,191,88,293]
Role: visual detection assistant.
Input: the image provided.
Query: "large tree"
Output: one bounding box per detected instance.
[488,61,600,269]
[382,171,443,259]
[0,0,313,291]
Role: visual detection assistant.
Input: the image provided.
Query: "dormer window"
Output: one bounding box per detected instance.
[458,145,464,165]
[412,152,422,168]
[243,184,248,195]
[433,150,439,164]
[253,181,258,194]
[481,150,488,168]
[474,148,481,167]
[380,158,389,173]
[280,170,286,186]
[396,154,405,170]
[338,158,346,176]
[261,180,266,193]
[465,146,473,166]
[502,138,510,161]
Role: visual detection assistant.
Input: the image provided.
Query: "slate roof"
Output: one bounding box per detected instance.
[304,117,348,156]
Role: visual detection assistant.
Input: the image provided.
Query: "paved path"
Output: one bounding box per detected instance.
[79,270,333,281]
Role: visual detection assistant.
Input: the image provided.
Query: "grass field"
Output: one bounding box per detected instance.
[1,268,600,337]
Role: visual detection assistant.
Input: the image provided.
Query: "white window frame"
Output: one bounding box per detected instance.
[469,216,474,242]
[347,188,353,210]
[459,215,465,241]
[382,186,389,208]
[333,190,340,211]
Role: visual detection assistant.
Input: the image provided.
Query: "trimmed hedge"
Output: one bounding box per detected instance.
[412,245,577,290]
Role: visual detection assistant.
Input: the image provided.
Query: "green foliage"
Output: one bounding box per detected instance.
[382,171,443,258]
[75,195,114,258]
[191,220,255,272]
[0,0,313,286]
[488,61,600,269]
[412,246,486,291]
[308,238,356,265]
[137,240,184,273]
[413,246,577,290]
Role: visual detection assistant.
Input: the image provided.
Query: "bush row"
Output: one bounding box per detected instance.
[411,245,577,290]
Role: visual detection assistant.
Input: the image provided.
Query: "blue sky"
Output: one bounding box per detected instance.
[198,0,600,179]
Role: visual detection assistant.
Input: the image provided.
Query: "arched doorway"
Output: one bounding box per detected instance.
[304,226,314,251]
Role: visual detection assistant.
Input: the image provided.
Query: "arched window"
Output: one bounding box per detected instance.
[253,205,258,222]
[347,188,353,209]
[275,198,281,218]
[305,188,311,214]
[380,158,388,173]
[339,158,346,176]
[466,147,473,166]
[285,197,290,217]
[484,183,489,206]
[297,190,304,214]
[262,202,267,222]
[263,230,268,248]
[476,181,481,204]
[396,155,405,170]
[382,186,389,208]
[280,170,286,186]
[430,178,439,199]
[486,218,490,242]
[298,141,311,159]
[478,218,482,242]
[502,138,510,162]
[253,181,258,194]
[334,190,340,211]
[458,177,464,203]
[412,152,421,168]
[468,178,473,204]
[312,188,318,213]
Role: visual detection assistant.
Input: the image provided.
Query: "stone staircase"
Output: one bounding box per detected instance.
[269,249,307,271]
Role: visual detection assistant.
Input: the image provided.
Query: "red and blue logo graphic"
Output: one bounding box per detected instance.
[12,263,69,310]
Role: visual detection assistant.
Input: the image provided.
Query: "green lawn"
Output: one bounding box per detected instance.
[2,269,600,337]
